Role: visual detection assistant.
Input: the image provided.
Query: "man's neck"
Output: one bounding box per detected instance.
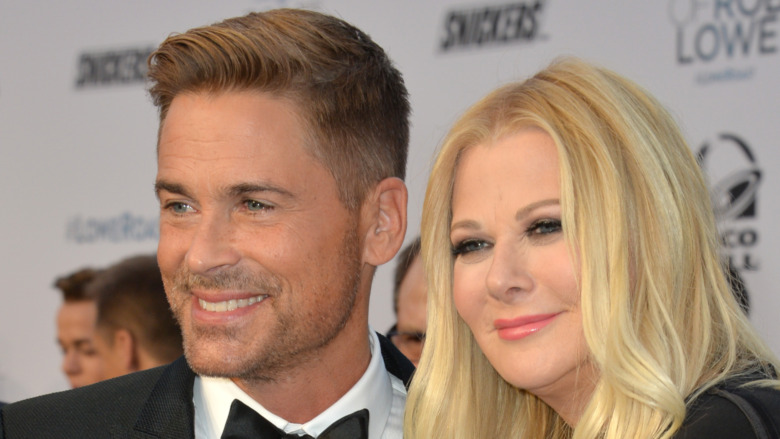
[231,325,372,423]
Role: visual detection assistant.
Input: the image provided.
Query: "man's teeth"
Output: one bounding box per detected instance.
[198,295,267,312]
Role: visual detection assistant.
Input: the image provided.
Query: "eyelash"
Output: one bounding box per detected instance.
[530,218,562,236]
[451,218,562,257]
[451,239,487,256]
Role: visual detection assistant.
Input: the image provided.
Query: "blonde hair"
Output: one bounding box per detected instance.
[405,57,779,439]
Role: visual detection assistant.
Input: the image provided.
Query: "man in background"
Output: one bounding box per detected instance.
[87,254,183,381]
[387,237,427,366]
[54,267,104,388]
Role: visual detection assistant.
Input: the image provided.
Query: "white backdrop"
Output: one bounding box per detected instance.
[1,0,778,403]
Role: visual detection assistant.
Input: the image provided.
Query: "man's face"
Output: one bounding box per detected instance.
[156,91,365,381]
[93,327,126,381]
[56,300,104,388]
[394,255,427,365]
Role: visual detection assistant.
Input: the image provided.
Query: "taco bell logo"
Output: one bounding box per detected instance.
[697,133,761,271]
[670,0,779,64]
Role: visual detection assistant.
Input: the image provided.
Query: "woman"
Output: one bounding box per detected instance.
[405,58,780,438]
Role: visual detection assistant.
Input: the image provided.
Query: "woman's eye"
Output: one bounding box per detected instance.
[451,239,488,256]
[528,219,562,236]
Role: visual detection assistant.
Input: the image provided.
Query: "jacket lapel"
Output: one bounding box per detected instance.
[376,332,416,387]
[130,356,197,438]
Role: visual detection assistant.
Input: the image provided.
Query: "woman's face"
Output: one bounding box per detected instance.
[450,128,594,423]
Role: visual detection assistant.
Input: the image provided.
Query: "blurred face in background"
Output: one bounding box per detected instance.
[56,300,104,388]
[392,254,427,366]
[92,326,129,381]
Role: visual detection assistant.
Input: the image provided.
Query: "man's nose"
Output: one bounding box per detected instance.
[185,211,241,275]
[62,350,80,376]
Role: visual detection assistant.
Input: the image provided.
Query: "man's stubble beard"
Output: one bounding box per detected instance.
[164,226,363,382]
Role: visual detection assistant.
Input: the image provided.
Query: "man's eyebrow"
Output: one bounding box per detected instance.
[154,180,189,199]
[154,181,296,200]
[72,339,94,349]
[228,183,295,199]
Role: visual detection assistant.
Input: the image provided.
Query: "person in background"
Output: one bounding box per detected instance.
[53,267,104,388]
[87,254,183,381]
[404,57,780,438]
[387,237,427,366]
[1,9,412,438]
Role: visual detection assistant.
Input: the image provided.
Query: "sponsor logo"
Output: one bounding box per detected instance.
[440,1,547,52]
[697,133,761,274]
[66,212,158,244]
[669,0,778,84]
[75,46,155,88]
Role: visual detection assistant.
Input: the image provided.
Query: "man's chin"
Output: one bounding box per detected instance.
[184,348,249,378]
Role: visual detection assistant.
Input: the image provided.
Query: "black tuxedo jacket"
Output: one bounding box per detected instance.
[0,333,414,439]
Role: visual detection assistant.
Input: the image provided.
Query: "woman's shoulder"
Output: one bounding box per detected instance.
[674,374,780,439]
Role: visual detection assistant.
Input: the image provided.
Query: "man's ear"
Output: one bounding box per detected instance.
[112,328,139,373]
[361,177,408,266]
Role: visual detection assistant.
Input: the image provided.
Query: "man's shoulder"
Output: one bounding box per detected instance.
[2,361,185,438]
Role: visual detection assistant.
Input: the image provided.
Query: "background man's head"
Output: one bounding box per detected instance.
[389,237,427,365]
[87,254,183,381]
[54,267,103,388]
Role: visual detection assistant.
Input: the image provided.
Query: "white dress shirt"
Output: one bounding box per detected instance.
[193,329,406,439]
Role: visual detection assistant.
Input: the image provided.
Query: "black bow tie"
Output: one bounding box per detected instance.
[221,399,369,439]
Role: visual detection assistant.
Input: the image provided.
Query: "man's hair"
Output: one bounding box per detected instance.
[393,236,421,314]
[54,267,100,302]
[147,8,410,210]
[88,254,182,364]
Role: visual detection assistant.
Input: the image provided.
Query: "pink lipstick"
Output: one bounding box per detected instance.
[494,313,559,340]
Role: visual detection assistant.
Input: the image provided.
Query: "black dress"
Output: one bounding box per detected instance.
[674,373,780,438]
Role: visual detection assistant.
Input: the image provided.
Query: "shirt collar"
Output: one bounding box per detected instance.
[194,328,392,439]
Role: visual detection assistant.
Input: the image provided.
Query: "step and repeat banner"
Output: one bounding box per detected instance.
[1,0,778,402]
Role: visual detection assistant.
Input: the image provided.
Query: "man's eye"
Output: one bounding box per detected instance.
[79,347,98,356]
[245,200,271,211]
[168,202,193,214]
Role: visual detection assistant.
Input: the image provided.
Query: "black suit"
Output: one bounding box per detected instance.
[0,333,414,439]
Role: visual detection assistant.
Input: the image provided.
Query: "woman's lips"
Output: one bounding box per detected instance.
[494,313,559,340]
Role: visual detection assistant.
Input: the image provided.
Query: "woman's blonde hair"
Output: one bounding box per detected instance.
[404,57,779,439]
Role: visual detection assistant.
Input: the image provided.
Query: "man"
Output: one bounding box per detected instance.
[0,9,412,438]
[88,254,183,380]
[386,237,427,366]
[53,267,105,388]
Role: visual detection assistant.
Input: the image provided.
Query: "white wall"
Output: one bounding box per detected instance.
[1,0,778,402]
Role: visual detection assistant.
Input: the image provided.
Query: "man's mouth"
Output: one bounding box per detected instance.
[197,295,268,312]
